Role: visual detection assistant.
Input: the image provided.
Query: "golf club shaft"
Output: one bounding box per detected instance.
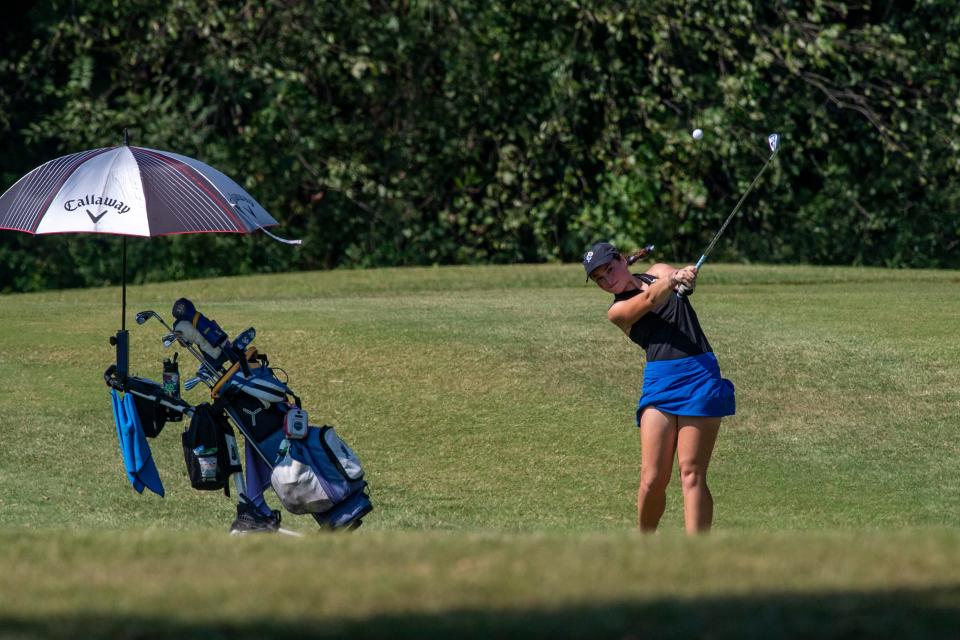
[143,309,227,382]
[695,150,777,270]
[180,339,224,379]
[140,311,175,333]
[677,135,781,298]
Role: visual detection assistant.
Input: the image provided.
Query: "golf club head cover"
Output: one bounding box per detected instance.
[172,298,227,348]
[173,319,223,360]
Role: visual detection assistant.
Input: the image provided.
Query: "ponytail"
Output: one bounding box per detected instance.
[624,244,655,266]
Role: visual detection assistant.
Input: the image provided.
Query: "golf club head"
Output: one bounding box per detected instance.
[768,133,781,155]
[162,332,178,349]
[135,310,154,325]
[183,376,203,391]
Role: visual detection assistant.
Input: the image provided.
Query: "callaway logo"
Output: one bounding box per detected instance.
[86,209,108,223]
[64,195,131,216]
[242,406,263,426]
[585,251,594,263]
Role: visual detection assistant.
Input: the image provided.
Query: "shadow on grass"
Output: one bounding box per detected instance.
[2,586,958,640]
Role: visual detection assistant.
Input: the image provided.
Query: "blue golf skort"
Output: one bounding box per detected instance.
[636,351,736,425]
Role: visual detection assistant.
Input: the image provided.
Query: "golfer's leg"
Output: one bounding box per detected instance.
[638,407,678,532]
[677,416,721,534]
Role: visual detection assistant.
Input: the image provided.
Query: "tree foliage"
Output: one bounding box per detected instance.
[2,1,959,292]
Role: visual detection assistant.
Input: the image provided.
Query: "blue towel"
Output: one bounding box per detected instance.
[111,390,165,497]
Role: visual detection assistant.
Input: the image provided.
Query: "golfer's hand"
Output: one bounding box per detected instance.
[674,266,697,294]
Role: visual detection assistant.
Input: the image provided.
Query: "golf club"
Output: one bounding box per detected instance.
[168,332,220,377]
[140,308,222,377]
[135,310,174,333]
[678,133,780,296]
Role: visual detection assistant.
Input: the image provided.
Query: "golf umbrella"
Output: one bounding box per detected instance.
[0,133,301,379]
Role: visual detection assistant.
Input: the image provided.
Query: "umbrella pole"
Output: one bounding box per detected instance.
[122,235,127,331]
[115,236,129,382]
[114,130,131,383]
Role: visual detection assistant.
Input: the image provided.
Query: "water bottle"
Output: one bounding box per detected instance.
[163,353,180,398]
[193,445,219,481]
[163,354,184,422]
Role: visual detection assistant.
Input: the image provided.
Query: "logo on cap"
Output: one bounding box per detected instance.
[585,251,594,263]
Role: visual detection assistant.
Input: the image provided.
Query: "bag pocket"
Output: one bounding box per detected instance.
[182,432,225,491]
[132,387,167,438]
[269,425,366,515]
[270,454,335,515]
[319,426,364,481]
[181,404,230,491]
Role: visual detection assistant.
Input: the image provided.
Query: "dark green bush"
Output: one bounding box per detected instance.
[2,1,958,292]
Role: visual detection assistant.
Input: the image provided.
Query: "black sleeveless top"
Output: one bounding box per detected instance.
[612,273,712,362]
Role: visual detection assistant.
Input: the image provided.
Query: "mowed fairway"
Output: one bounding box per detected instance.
[0,263,957,638]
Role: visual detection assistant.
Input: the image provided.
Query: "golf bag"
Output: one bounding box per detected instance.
[105,298,373,532]
[216,370,373,529]
[222,383,288,442]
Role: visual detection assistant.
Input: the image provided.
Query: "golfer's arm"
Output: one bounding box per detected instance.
[607,276,676,332]
[647,263,679,279]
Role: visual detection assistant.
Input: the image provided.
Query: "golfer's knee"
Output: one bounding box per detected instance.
[640,469,670,496]
[679,465,708,493]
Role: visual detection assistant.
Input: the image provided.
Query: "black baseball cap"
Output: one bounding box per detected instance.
[583,241,619,280]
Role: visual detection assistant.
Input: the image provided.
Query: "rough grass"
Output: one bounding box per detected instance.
[0,529,957,639]
[0,263,957,638]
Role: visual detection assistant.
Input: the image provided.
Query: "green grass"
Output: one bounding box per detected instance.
[1,528,958,639]
[0,263,958,638]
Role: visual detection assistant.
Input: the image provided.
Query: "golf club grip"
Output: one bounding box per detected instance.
[675,255,706,298]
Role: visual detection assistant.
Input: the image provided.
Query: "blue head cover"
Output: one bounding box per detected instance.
[172,298,227,347]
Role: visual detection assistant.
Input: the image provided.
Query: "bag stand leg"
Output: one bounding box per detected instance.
[223,432,248,499]
[231,472,248,500]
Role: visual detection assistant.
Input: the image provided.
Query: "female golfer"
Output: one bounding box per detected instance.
[583,241,735,534]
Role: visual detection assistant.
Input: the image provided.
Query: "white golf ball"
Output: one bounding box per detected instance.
[692,128,703,140]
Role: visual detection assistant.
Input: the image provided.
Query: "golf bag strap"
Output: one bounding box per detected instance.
[211,347,260,399]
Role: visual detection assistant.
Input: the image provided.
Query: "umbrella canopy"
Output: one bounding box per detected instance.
[0,144,292,241]
[0,136,300,381]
